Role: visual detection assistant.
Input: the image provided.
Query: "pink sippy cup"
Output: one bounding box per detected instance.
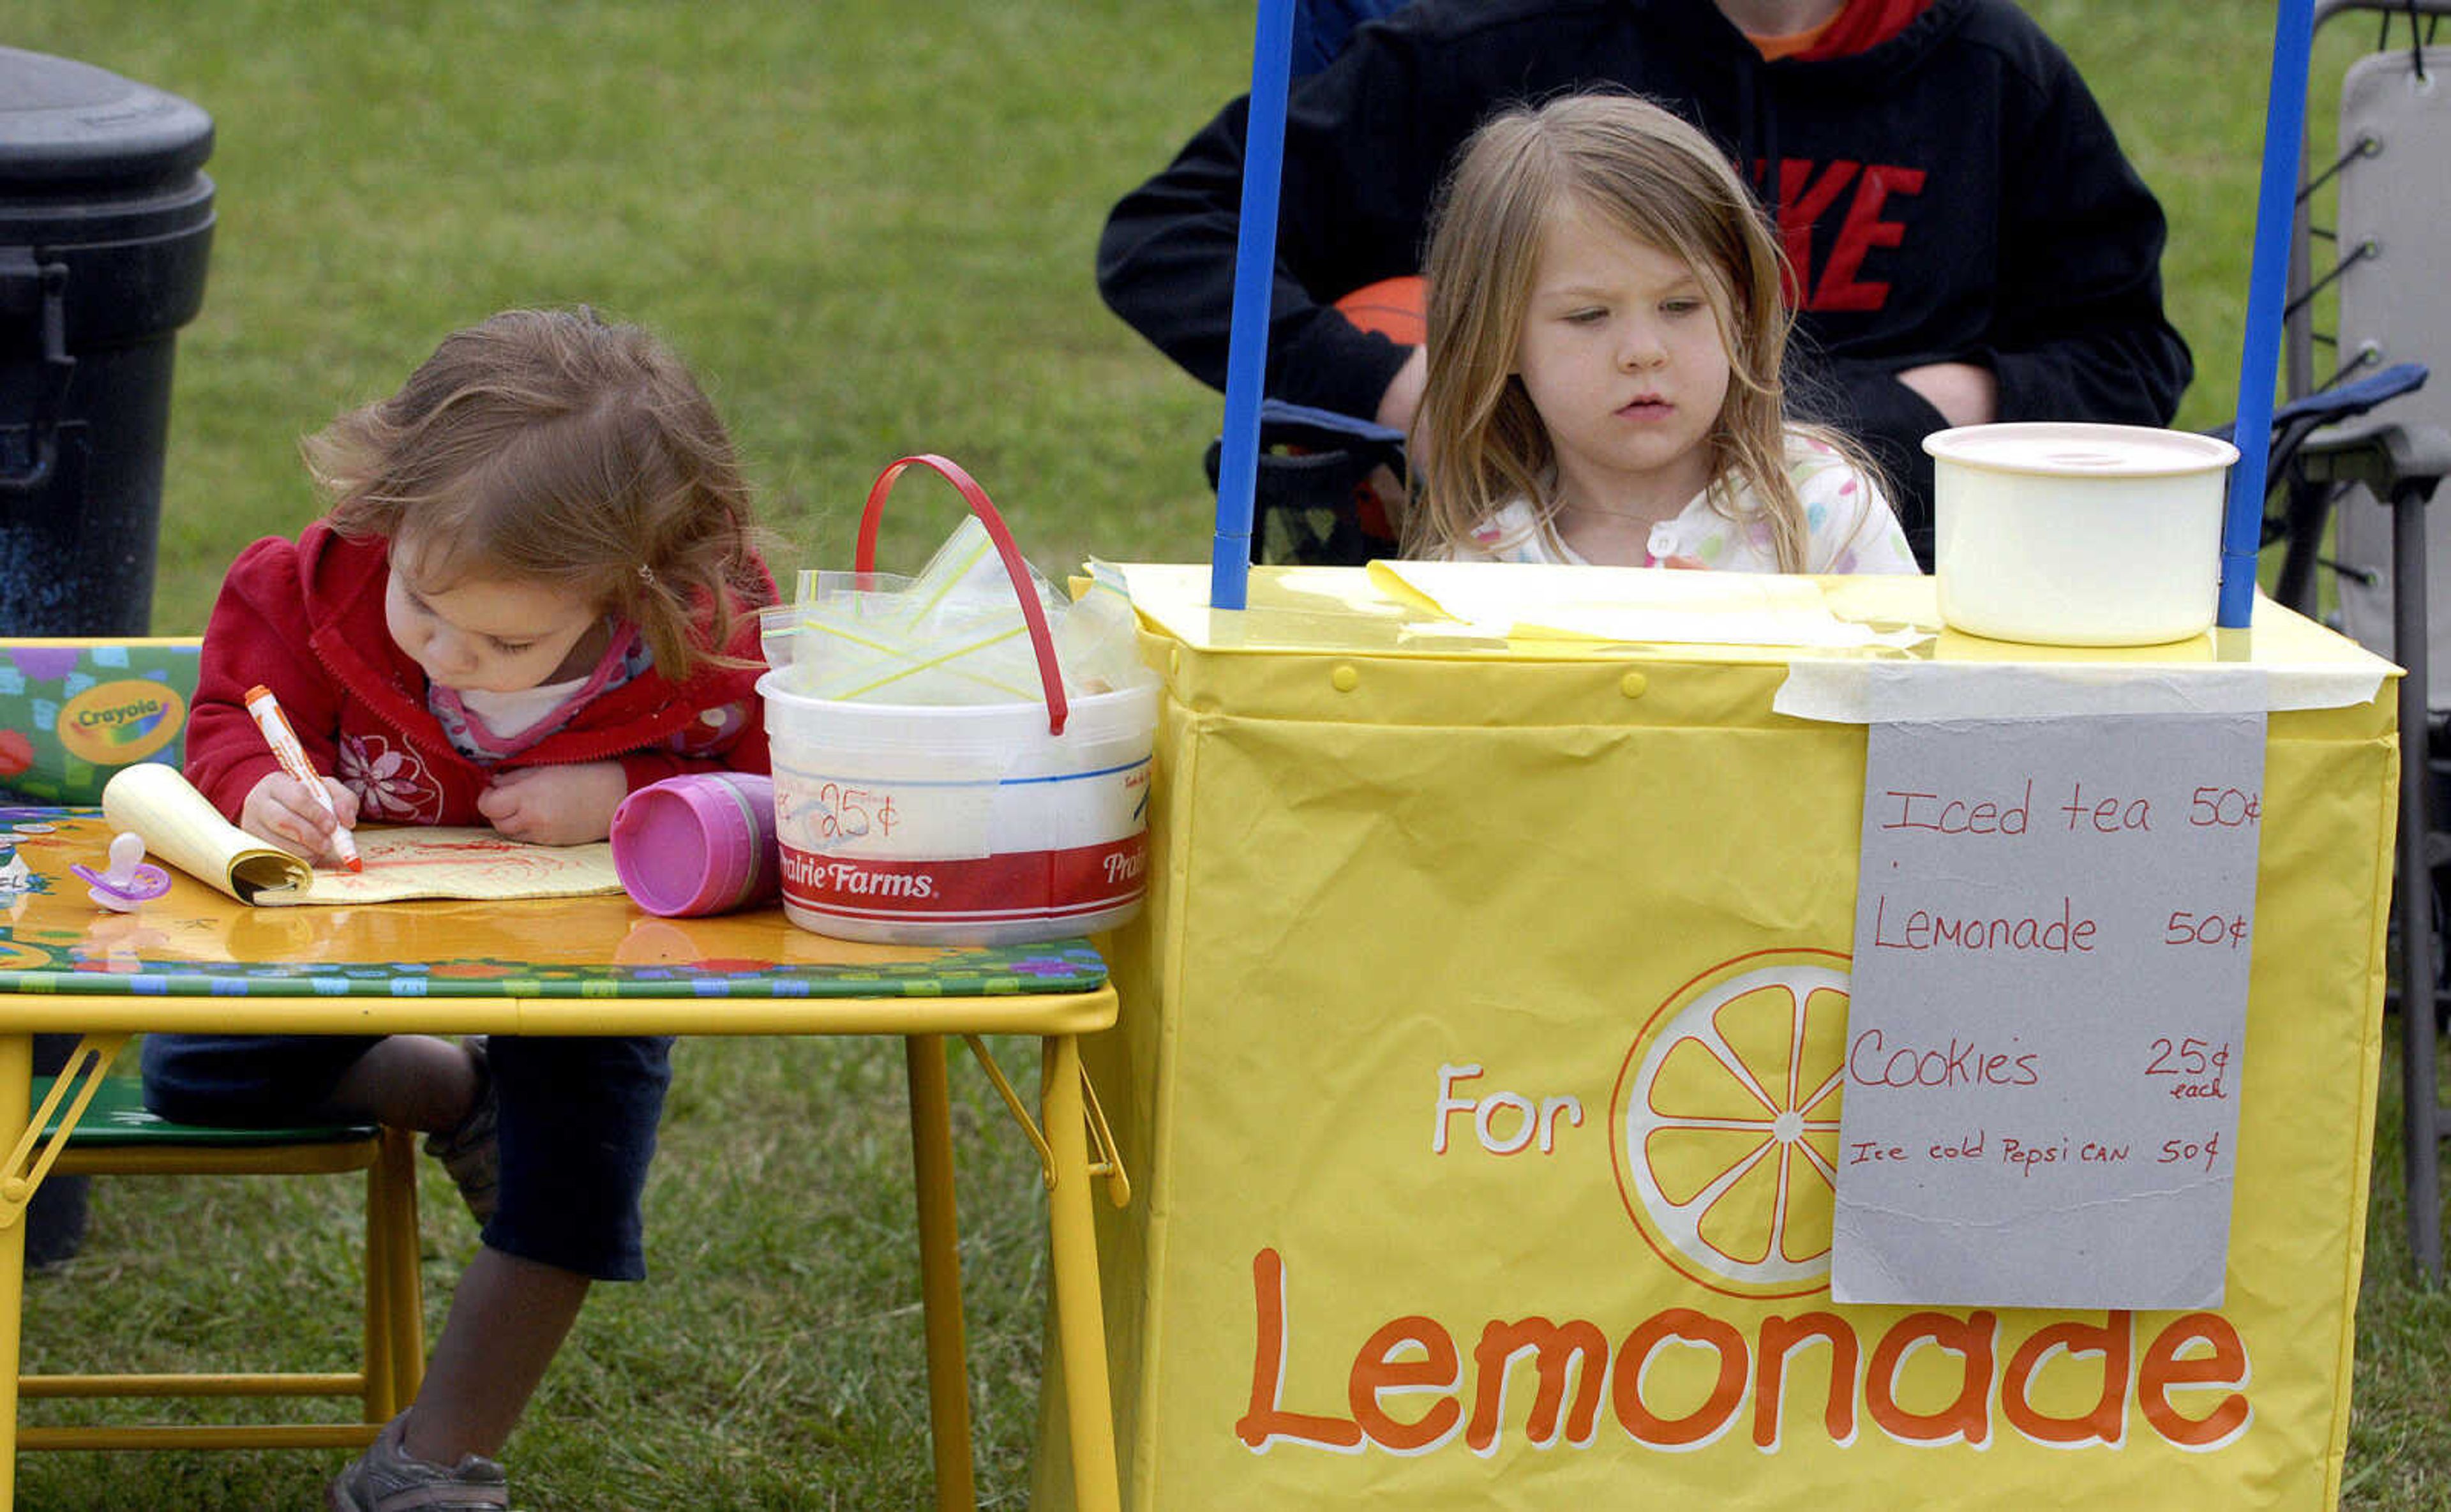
[608,773,783,918]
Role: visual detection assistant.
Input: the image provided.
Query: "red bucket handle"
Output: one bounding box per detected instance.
[855,454,1069,736]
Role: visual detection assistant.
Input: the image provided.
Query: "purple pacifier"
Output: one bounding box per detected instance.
[70,832,172,912]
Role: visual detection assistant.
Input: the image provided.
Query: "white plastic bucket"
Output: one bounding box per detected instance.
[764,673,1157,944]
[763,454,1158,945]
[1926,422,2240,647]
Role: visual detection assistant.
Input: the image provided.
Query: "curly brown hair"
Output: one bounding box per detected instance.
[311,307,769,678]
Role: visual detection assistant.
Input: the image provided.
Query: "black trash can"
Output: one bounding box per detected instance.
[0,44,214,636]
[0,47,216,1268]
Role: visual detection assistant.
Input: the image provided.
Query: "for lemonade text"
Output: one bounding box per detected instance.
[1235,1250,2250,1456]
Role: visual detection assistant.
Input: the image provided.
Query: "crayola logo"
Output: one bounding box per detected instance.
[56,680,186,767]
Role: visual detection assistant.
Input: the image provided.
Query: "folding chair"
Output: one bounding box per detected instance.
[2287,1,2451,670]
[1204,398,1405,565]
[17,1069,424,1450]
[2267,0,2451,1276]
[0,638,428,1446]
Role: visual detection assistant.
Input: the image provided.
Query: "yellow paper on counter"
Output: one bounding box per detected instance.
[1367,559,1924,646]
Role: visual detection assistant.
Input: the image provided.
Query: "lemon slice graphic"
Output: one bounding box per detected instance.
[1612,952,1849,1299]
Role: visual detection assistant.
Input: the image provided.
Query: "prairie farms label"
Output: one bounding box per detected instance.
[782,835,1147,927]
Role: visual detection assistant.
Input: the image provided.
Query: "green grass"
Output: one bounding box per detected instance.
[3,1,2443,1507]
[21,1,1259,632]
[2352,1023,2451,1511]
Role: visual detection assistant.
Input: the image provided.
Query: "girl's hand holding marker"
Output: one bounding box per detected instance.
[241,684,363,871]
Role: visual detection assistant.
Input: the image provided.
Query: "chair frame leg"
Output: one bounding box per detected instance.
[364,1125,425,1421]
[2394,484,2445,1280]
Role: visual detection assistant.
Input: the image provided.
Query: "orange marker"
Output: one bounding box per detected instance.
[242,684,362,872]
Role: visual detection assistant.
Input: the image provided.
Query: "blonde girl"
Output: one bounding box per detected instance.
[1405,92,1917,574]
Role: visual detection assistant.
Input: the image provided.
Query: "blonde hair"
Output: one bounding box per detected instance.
[312,307,769,678]
[1405,91,1880,570]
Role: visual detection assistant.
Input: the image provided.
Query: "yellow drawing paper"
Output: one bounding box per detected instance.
[100,763,622,908]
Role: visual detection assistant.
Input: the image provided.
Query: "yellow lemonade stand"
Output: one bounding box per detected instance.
[1040,565,2396,1510]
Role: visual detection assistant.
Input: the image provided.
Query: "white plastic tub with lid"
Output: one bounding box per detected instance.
[1924,422,2241,647]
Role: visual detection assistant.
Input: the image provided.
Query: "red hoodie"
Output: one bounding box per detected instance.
[186,521,774,828]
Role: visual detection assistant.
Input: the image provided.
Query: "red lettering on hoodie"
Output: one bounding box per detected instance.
[1815,163,1926,311]
[1771,159,1858,306]
[1758,160,1928,315]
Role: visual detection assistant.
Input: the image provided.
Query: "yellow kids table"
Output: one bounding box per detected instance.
[0,809,1125,1512]
[1040,565,2401,1512]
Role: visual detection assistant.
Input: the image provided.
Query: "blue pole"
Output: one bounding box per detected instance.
[2218,0,2318,629]
[1209,0,1298,612]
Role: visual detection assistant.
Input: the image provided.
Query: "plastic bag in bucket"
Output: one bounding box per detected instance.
[761,454,1157,945]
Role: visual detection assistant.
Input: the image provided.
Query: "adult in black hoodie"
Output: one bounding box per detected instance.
[1096,0,2195,564]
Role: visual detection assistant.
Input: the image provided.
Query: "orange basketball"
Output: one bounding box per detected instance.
[1334,275,1427,345]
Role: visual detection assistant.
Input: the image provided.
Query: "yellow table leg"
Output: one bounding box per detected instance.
[905,1035,975,1512]
[1043,1036,1121,1512]
[0,1033,29,1508]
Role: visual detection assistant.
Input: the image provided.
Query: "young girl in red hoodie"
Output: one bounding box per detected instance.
[144,306,776,1511]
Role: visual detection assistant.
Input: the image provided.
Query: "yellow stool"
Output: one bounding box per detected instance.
[15,1074,423,1450]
